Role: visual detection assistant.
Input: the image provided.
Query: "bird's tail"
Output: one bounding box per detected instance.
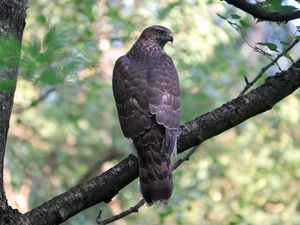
[133,126,177,205]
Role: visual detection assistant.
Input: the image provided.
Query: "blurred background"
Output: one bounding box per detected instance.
[4,0,300,224]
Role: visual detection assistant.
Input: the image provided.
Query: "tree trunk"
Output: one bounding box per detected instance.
[0,0,28,224]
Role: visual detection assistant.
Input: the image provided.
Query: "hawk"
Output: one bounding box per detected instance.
[112,25,180,205]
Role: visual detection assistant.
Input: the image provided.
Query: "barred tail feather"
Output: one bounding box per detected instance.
[138,148,173,205]
[133,126,176,205]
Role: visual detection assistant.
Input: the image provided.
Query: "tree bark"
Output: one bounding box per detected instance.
[0,0,27,224]
[25,59,300,225]
[225,0,300,22]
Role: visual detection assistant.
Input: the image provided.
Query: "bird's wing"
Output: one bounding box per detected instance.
[147,55,180,131]
[112,55,152,138]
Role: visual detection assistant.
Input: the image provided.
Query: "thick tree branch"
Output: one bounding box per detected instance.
[224,0,300,22]
[26,155,139,225]
[25,59,300,225]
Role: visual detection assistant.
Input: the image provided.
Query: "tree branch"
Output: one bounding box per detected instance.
[25,59,300,225]
[224,0,300,22]
[239,39,299,96]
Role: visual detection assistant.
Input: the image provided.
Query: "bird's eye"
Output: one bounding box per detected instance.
[156,30,163,35]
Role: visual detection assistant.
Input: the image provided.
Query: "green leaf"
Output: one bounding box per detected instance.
[281,5,298,12]
[43,26,58,47]
[43,26,64,51]
[240,20,250,29]
[231,14,241,19]
[37,14,47,24]
[38,68,63,85]
[266,0,282,11]
[280,40,290,46]
[257,42,279,52]
[28,35,41,57]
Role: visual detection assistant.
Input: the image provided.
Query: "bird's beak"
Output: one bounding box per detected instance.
[167,33,173,43]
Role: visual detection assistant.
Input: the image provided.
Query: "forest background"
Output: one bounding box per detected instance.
[2,0,300,224]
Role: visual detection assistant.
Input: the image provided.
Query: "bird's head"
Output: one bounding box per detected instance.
[140,25,173,46]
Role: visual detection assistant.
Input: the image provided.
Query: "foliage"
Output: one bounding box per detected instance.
[3,0,300,224]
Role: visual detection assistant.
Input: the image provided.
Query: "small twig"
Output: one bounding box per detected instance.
[244,76,249,85]
[172,145,200,170]
[221,10,299,96]
[14,86,56,113]
[28,86,56,108]
[225,18,288,72]
[253,46,282,71]
[96,199,145,225]
[228,23,299,96]
[96,145,200,225]
[239,39,299,96]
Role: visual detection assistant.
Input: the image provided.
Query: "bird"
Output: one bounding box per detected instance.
[112,25,180,205]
